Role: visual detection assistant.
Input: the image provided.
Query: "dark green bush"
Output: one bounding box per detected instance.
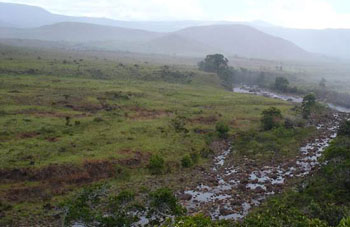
[149,188,185,215]
[147,154,165,175]
[261,107,283,130]
[338,120,350,136]
[181,154,193,168]
[216,121,229,138]
[170,115,188,133]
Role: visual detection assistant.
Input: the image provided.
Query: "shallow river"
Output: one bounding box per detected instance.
[178,86,348,220]
[233,86,350,113]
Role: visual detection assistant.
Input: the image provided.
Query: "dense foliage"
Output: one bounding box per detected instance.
[302,93,317,119]
[261,107,283,130]
[198,54,233,89]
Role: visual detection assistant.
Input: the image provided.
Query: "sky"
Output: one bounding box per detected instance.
[2,0,350,29]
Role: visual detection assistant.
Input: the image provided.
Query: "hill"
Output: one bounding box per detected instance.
[256,26,350,59]
[174,24,313,60]
[0,22,160,43]
[0,22,314,60]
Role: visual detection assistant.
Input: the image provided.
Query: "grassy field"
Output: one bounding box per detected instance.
[0,45,316,225]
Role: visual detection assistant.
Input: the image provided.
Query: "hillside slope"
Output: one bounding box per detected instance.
[256,26,350,59]
[0,22,161,42]
[175,24,313,60]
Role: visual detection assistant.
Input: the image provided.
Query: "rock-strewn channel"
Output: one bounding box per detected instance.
[178,112,346,220]
[178,86,350,221]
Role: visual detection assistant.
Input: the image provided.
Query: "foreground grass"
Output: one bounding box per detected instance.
[0,46,313,225]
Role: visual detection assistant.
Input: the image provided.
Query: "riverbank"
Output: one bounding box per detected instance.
[233,85,350,113]
[176,87,350,221]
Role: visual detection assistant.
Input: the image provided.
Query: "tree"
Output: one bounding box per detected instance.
[198,54,228,73]
[302,93,316,119]
[261,107,283,130]
[274,77,289,92]
[199,54,233,90]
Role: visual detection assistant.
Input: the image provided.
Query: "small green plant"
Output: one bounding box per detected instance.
[215,121,229,138]
[170,115,188,133]
[261,107,283,130]
[181,154,193,168]
[65,116,71,126]
[147,154,165,175]
[149,188,185,215]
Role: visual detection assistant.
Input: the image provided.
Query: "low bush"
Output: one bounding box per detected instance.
[147,154,165,175]
[181,155,193,168]
[215,121,229,138]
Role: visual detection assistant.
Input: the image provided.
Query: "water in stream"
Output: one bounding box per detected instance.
[233,86,350,113]
[179,86,347,220]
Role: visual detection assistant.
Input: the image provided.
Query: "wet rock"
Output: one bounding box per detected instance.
[230,200,242,206]
[238,184,247,191]
[220,207,233,216]
[178,193,192,201]
[255,187,265,194]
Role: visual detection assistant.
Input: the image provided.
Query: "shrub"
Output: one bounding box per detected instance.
[149,188,184,215]
[338,120,350,136]
[170,116,188,133]
[147,154,165,175]
[284,118,294,129]
[274,77,289,92]
[261,107,283,130]
[110,190,135,207]
[216,121,229,138]
[302,93,316,119]
[181,155,193,168]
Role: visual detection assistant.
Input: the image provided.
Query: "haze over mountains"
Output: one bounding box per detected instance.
[0,2,349,60]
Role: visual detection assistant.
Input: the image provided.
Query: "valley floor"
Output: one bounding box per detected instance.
[1,46,350,226]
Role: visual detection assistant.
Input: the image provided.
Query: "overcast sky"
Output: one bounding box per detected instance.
[2,0,350,29]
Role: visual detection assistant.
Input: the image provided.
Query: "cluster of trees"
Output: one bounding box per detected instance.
[198,54,233,90]
[198,54,302,94]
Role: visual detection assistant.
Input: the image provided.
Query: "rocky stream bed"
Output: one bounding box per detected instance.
[176,86,350,221]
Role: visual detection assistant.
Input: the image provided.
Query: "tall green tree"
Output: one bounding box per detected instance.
[198,54,233,90]
[198,54,228,73]
[302,93,316,119]
[274,77,289,92]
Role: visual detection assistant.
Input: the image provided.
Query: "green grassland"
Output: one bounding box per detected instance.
[0,45,316,225]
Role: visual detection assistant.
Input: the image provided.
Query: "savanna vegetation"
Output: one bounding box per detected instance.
[166,120,350,227]
[0,46,308,226]
[0,46,348,226]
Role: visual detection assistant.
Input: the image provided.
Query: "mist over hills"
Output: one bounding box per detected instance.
[0,2,349,60]
[0,21,315,60]
[174,25,311,60]
[255,26,350,59]
[0,22,161,42]
[0,2,218,32]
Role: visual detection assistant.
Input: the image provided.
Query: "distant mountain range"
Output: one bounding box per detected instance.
[0,2,349,60]
[0,22,314,60]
